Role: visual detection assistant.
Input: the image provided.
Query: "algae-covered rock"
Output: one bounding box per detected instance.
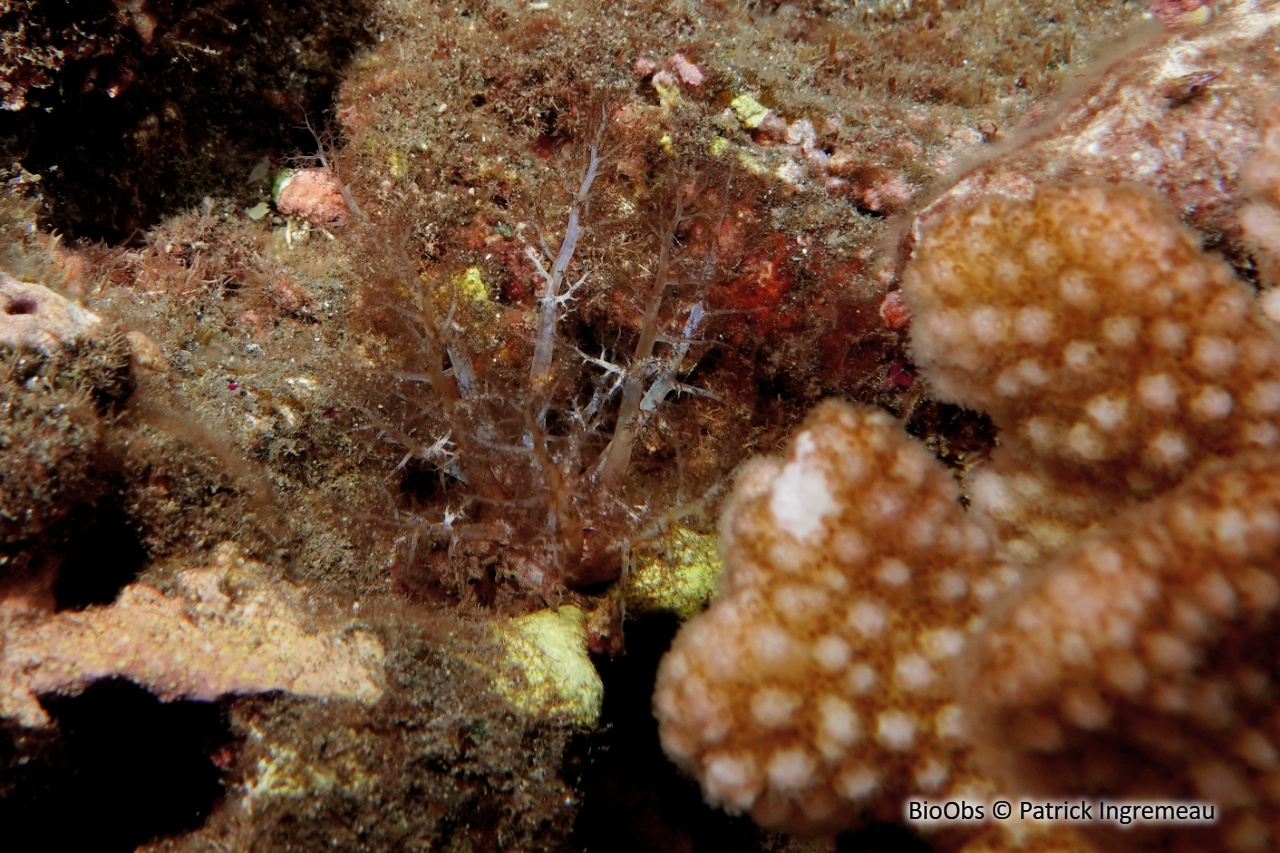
[0,278,133,545]
[0,369,101,546]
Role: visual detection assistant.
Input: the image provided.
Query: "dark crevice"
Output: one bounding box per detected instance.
[567,613,768,852]
[0,680,232,853]
[0,0,377,242]
[398,455,452,507]
[51,498,149,610]
[837,824,938,853]
[905,400,997,471]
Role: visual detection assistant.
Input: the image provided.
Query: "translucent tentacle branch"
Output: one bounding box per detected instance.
[528,130,607,391]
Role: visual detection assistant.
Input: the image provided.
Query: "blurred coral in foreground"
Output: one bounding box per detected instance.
[654,403,1011,834]
[655,2,1280,848]
[909,183,1280,852]
[905,184,1280,563]
[654,400,1092,852]
[970,451,1280,853]
[656,175,1280,852]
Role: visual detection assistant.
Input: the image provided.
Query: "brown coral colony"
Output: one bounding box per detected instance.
[659,171,1280,853]
[657,60,1280,853]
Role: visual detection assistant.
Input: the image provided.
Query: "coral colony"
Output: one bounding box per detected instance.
[656,177,1280,852]
[654,4,1280,851]
[656,56,1280,853]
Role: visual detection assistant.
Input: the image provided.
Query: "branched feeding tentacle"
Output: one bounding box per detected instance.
[528,125,607,392]
[361,111,749,597]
